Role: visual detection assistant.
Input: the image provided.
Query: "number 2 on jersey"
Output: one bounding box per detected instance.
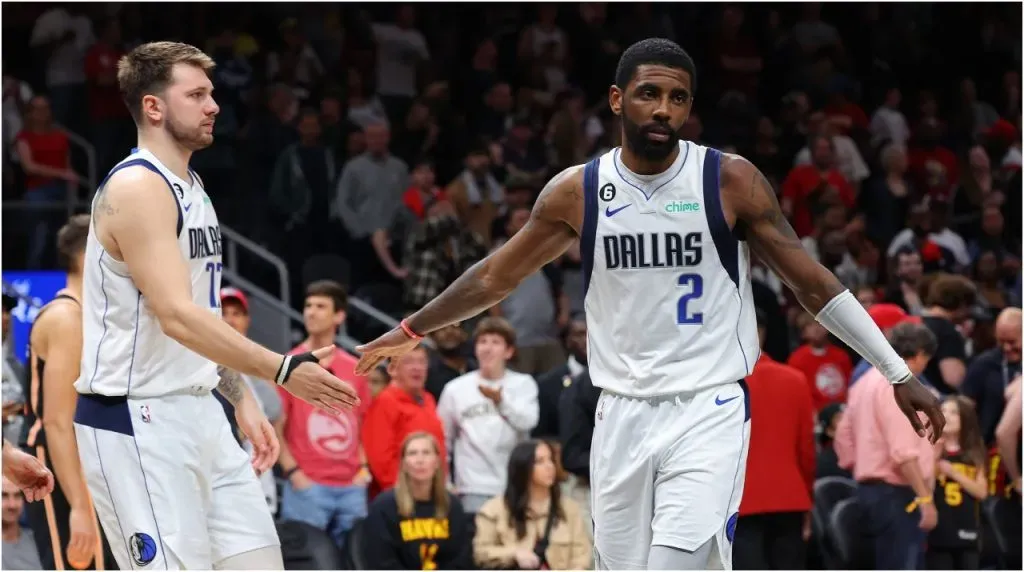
[205,261,223,308]
[676,273,704,325]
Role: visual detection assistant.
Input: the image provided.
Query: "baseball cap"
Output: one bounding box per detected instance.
[868,303,920,331]
[220,287,249,313]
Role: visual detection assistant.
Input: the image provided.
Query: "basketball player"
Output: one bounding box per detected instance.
[74,41,359,570]
[22,215,114,570]
[2,438,53,501]
[355,38,944,570]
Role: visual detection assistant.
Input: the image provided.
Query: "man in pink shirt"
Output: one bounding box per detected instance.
[274,281,373,549]
[835,322,939,570]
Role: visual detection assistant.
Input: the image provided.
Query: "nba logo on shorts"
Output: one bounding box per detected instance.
[129,532,157,565]
[140,405,151,423]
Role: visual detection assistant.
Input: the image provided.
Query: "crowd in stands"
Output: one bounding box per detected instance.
[2,1,1023,570]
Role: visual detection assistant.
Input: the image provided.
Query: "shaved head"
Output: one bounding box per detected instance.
[995,308,1022,363]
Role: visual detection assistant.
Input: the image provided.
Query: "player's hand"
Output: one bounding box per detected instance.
[2,442,54,502]
[66,506,98,568]
[918,501,938,531]
[355,328,422,376]
[478,385,503,405]
[892,376,945,443]
[234,397,280,475]
[283,346,361,414]
[514,547,541,569]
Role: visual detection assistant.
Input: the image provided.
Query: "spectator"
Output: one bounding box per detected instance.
[815,404,850,480]
[344,69,390,130]
[920,274,976,394]
[275,280,373,550]
[794,111,870,192]
[928,396,988,570]
[532,312,587,440]
[851,303,923,385]
[780,134,856,238]
[402,199,487,312]
[834,322,939,570]
[370,5,431,125]
[787,312,853,411]
[557,368,600,539]
[219,287,283,512]
[1,295,25,446]
[84,17,131,175]
[473,440,591,570]
[446,146,505,248]
[884,247,926,316]
[14,96,79,269]
[266,19,324,98]
[735,310,815,570]
[437,318,539,514]
[363,432,473,570]
[963,307,1022,446]
[401,159,445,221]
[28,4,93,131]
[363,346,447,497]
[908,117,960,192]
[870,87,912,149]
[974,249,1011,311]
[860,143,915,248]
[1,476,42,570]
[424,323,475,403]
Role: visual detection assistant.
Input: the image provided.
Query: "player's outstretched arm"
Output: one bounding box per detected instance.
[355,166,583,374]
[721,154,944,442]
[96,169,359,412]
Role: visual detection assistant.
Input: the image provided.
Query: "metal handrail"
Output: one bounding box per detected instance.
[61,127,97,194]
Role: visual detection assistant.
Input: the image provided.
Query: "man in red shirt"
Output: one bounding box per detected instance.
[274,281,372,549]
[361,345,446,498]
[788,312,853,411]
[781,134,856,237]
[735,310,816,570]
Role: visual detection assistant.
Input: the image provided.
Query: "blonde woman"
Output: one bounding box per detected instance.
[363,432,472,569]
[474,439,592,569]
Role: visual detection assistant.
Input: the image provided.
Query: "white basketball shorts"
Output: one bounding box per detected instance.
[74,389,280,569]
[589,380,751,570]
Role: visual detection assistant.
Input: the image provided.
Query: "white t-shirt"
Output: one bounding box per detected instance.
[30,8,94,87]
[372,23,429,98]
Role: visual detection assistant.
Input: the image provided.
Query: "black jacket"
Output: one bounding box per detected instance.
[558,371,601,479]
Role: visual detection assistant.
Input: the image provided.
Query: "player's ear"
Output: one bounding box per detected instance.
[141,94,163,123]
[609,85,622,116]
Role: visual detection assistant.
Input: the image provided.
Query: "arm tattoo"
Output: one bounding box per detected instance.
[216,366,247,405]
[93,189,118,218]
[746,170,804,251]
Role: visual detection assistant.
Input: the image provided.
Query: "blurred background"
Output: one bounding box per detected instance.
[1,2,1021,570]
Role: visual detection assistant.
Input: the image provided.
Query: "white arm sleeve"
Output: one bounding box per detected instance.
[815,290,913,384]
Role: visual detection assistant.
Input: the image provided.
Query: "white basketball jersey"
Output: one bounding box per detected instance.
[77,148,222,398]
[580,141,760,397]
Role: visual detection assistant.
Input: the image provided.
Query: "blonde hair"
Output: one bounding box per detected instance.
[395,432,449,519]
[117,41,216,123]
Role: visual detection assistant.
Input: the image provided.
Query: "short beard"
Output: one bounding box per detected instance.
[621,112,680,162]
[166,111,213,151]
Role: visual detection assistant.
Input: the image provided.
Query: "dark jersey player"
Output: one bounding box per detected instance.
[355,38,943,570]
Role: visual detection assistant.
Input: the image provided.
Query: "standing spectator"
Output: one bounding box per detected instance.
[787,312,853,411]
[28,5,93,131]
[14,96,79,270]
[219,288,283,513]
[266,19,324,96]
[363,432,473,570]
[437,318,539,514]
[424,323,475,403]
[275,281,373,550]
[371,4,431,125]
[834,322,939,571]
[860,143,915,248]
[870,87,912,149]
[794,112,870,192]
[362,346,447,497]
[781,134,856,238]
[928,396,988,570]
[1,476,42,571]
[473,440,592,570]
[920,274,976,394]
[532,313,587,440]
[735,310,816,570]
[446,147,505,248]
[884,248,926,316]
[84,18,130,175]
[401,159,445,221]
[344,69,391,130]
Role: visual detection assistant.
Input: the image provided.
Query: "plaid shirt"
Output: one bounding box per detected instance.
[403,213,487,310]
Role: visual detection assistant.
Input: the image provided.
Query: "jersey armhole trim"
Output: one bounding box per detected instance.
[95,159,184,237]
[580,157,601,298]
[701,149,739,289]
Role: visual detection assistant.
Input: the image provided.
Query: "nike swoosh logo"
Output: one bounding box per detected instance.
[715,395,739,406]
[605,204,631,217]
[183,203,193,212]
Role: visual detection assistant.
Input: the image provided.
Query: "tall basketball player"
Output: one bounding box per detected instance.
[22,215,115,570]
[74,42,360,570]
[355,38,945,570]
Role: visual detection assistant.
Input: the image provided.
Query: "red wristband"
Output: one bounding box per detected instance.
[399,319,423,340]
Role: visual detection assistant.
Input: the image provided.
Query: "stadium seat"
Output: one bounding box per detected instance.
[276,519,345,570]
[341,518,368,570]
[828,498,872,569]
[811,476,856,568]
[302,254,352,291]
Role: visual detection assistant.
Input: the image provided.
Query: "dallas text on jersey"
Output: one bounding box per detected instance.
[603,231,703,270]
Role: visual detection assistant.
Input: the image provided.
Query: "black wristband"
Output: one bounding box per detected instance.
[275,351,320,386]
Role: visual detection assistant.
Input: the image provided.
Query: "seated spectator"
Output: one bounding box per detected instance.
[363,346,447,497]
[438,318,539,514]
[473,440,591,570]
[834,322,939,570]
[2,476,41,570]
[928,396,988,570]
[787,312,853,411]
[363,432,473,570]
